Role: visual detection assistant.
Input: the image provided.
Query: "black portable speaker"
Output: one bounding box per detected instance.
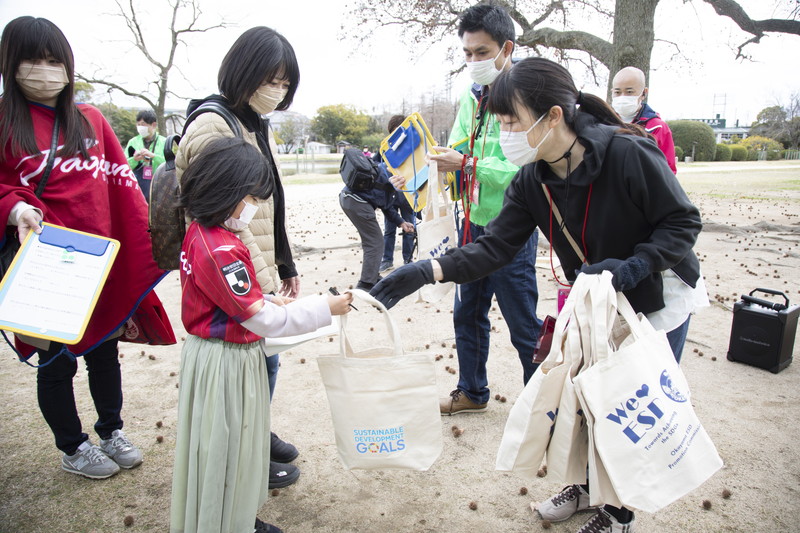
[727,288,798,374]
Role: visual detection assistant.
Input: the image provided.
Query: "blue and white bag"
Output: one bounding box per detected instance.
[573,272,723,513]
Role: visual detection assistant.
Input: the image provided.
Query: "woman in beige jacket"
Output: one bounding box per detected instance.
[174,27,303,526]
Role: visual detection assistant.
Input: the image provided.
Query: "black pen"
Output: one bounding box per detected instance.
[328,287,358,311]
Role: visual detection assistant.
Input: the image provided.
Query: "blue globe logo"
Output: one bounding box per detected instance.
[660,370,688,403]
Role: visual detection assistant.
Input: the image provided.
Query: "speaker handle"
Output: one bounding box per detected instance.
[744,288,789,310]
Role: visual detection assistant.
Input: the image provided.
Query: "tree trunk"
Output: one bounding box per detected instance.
[606,0,659,99]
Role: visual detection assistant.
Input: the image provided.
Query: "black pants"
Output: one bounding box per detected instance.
[37,338,123,455]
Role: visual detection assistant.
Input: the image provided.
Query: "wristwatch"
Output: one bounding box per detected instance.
[464,157,475,175]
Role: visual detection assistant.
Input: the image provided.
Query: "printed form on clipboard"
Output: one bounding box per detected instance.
[0,223,119,345]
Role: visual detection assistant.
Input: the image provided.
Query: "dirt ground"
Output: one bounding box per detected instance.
[0,161,799,533]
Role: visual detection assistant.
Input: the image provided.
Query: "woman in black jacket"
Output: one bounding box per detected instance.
[371,57,708,533]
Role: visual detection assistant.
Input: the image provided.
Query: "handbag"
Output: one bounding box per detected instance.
[573,272,723,512]
[0,117,60,280]
[317,289,443,470]
[415,160,456,303]
[495,274,592,479]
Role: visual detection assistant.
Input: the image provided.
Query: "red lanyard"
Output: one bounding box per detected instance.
[546,182,593,287]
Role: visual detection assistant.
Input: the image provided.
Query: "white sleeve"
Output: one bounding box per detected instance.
[240,294,332,338]
[8,202,43,225]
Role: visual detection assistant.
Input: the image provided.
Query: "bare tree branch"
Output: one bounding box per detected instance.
[702,0,800,58]
[76,73,157,109]
[518,26,614,67]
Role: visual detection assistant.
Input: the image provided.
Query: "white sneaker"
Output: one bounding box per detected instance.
[62,440,120,479]
[577,509,636,533]
[537,484,595,522]
[99,429,143,469]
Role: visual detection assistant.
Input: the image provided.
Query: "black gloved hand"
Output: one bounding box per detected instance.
[578,256,651,292]
[370,260,434,309]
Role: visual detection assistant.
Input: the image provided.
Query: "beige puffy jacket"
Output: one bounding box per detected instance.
[176,111,282,293]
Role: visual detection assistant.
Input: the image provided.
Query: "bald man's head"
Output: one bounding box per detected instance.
[611,66,648,122]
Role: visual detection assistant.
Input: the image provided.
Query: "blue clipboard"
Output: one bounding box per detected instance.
[0,223,119,344]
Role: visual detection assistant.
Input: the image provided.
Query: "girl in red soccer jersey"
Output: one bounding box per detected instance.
[170,137,352,533]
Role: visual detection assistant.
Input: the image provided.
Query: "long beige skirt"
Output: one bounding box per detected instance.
[170,335,270,533]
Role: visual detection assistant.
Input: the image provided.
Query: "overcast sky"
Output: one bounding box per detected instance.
[1,0,798,126]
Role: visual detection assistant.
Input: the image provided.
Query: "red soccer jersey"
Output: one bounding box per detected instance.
[180,222,265,343]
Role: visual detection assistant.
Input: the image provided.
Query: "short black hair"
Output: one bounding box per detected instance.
[179,137,274,228]
[136,110,157,124]
[218,27,300,114]
[457,3,515,48]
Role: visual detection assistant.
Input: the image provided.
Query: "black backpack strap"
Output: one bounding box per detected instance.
[183,101,242,138]
[34,115,61,198]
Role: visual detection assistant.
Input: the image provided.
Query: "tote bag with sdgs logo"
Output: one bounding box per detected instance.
[317,290,442,470]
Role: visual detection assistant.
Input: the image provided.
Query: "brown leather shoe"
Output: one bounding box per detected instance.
[440,389,488,415]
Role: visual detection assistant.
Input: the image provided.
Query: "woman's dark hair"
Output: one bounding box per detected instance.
[136,110,157,124]
[0,16,95,162]
[458,3,515,48]
[179,137,274,228]
[488,57,646,137]
[218,27,300,114]
[387,114,405,133]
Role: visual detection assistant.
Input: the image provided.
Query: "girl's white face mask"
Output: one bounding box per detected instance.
[499,113,551,167]
[225,199,258,231]
[612,94,642,123]
[249,85,287,115]
[466,48,509,86]
[16,62,69,103]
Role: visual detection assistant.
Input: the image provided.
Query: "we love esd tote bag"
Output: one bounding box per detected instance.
[495,275,592,479]
[573,272,723,513]
[317,290,442,470]
[416,160,457,304]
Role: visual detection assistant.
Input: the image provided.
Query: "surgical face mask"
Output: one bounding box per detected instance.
[612,94,642,123]
[499,113,551,167]
[15,63,69,103]
[225,199,258,230]
[466,48,509,86]
[249,85,287,115]
[137,125,151,137]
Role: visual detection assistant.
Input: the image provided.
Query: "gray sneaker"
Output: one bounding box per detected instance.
[99,429,143,469]
[62,440,120,479]
[537,484,596,522]
[379,261,393,272]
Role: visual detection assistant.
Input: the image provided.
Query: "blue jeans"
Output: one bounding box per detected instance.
[453,222,542,404]
[382,205,416,264]
[666,316,691,364]
[266,353,279,401]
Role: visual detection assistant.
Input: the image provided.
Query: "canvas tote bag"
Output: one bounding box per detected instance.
[545,279,595,484]
[317,289,443,470]
[415,160,457,303]
[495,274,592,478]
[574,272,723,513]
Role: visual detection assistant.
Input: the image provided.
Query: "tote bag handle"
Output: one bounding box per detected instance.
[421,160,450,223]
[339,289,404,357]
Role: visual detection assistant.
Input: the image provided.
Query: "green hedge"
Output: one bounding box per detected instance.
[714,143,732,162]
[667,120,717,161]
[730,145,748,161]
[674,145,684,161]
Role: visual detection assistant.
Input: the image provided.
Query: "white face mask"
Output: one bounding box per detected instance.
[225,199,258,231]
[249,86,287,115]
[612,94,642,123]
[466,48,509,86]
[16,63,69,103]
[137,125,151,138]
[499,113,551,167]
